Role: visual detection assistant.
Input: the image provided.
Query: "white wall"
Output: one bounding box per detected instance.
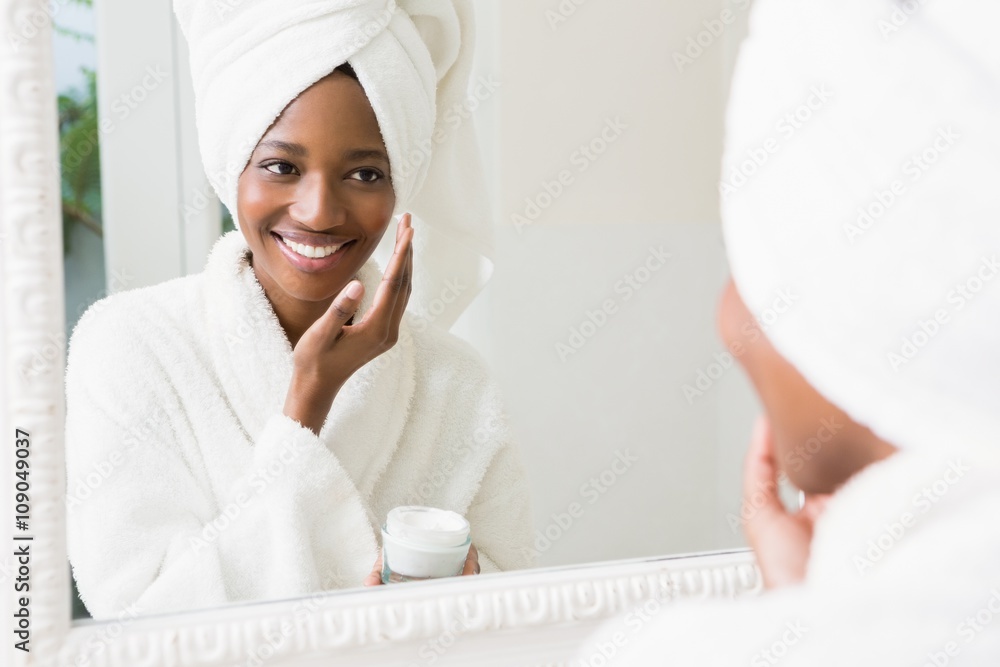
[471,0,759,565]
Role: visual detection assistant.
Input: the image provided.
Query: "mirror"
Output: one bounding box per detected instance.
[51,0,762,624]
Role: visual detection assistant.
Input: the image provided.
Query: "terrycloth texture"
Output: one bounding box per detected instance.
[64,230,534,620]
[576,446,1000,665]
[172,0,495,330]
[720,0,1000,454]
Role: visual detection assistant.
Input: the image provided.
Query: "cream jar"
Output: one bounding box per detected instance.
[381,506,471,584]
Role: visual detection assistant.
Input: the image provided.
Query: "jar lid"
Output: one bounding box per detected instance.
[385,506,470,548]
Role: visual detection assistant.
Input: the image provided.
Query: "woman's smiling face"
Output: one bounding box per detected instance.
[237,68,395,308]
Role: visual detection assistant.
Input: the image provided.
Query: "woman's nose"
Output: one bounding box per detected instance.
[289,175,347,228]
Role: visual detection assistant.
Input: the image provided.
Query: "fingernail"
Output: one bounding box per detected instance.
[346,281,363,299]
[753,414,768,436]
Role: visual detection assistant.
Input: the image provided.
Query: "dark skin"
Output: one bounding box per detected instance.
[236,70,477,584]
[716,278,898,588]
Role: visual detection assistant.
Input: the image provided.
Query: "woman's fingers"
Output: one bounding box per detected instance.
[799,493,832,523]
[462,544,480,576]
[310,279,365,346]
[742,415,786,523]
[373,227,412,342]
[363,552,384,587]
[362,214,413,336]
[385,225,414,332]
[367,544,478,584]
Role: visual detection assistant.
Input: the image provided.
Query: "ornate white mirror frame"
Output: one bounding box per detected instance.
[0,3,761,665]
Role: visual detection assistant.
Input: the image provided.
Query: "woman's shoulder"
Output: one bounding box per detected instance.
[404,315,494,381]
[402,316,515,414]
[68,274,206,370]
[402,317,513,444]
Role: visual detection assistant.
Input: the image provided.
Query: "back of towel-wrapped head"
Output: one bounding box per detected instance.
[722,0,1000,455]
[172,0,492,330]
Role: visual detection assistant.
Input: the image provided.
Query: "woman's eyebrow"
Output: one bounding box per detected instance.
[344,148,389,163]
[254,141,387,164]
[256,139,306,156]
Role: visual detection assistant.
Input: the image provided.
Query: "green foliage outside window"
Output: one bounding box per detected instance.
[59,65,101,256]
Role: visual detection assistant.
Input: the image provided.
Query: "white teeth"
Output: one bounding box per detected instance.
[279,236,343,259]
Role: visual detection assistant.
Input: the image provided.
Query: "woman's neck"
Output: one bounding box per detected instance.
[249,256,333,350]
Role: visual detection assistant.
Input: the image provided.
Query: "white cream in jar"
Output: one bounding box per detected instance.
[381,506,471,583]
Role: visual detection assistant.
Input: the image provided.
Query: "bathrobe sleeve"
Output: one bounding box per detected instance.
[449,354,536,575]
[465,436,536,575]
[65,305,377,619]
[407,323,537,576]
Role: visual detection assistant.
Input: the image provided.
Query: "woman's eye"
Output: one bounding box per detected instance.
[263,161,296,176]
[351,168,382,183]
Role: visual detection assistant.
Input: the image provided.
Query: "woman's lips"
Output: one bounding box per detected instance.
[271,232,354,274]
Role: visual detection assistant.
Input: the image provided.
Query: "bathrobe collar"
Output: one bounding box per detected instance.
[807,445,1000,588]
[202,230,417,502]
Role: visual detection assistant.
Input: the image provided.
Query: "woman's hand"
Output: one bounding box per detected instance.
[284,213,414,434]
[363,544,480,587]
[743,415,831,589]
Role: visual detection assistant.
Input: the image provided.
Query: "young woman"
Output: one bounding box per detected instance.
[577,0,1000,663]
[65,1,534,619]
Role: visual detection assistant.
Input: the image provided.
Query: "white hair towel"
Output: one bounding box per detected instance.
[721,0,1000,455]
[172,0,493,329]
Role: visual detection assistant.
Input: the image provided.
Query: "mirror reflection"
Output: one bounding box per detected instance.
[60,0,758,621]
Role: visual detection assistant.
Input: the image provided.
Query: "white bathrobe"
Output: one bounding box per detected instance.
[64,230,534,620]
[577,446,1000,665]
